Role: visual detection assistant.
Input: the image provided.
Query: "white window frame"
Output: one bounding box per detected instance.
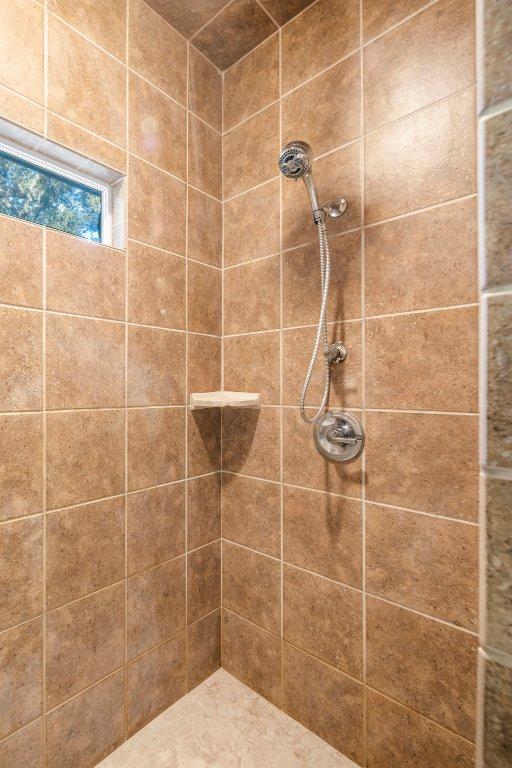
[0,136,113,245]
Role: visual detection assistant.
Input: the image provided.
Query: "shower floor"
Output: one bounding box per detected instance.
[98,669,358,768]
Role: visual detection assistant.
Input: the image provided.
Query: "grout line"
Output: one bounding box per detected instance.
[184,39,190,693]
[278,24,285,708]
[358,3,367,757]
[41,225,47,768]
[222,28,280,78]
[362,0,440,47]
[479,97,512,120]
[123,2,130,740]
[253,0,280,27]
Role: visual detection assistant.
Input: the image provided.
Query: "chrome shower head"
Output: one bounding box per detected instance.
[278,141,313,179]
[279,141,322,223]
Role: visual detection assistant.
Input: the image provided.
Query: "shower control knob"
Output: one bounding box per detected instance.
[314,411,365,463]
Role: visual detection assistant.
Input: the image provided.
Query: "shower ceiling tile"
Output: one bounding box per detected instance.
[192,0,277,70]
[259,0,316,24]
[144,0,229,38]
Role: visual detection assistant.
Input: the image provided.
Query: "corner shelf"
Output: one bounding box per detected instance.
[189,391,261,410]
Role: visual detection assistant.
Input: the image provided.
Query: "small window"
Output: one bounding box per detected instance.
[0,148,104,242]
[0,138,117,245]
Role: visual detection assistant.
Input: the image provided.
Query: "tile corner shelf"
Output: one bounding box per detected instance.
[189,391,261,409]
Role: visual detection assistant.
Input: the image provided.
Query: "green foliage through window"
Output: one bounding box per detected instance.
[0,149,102,241]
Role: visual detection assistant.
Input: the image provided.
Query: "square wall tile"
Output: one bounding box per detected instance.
[0,308,42,411]
[128,407,186,491]
[0,618,42,740]
[127,633,186,736]
[0,0,43,103]
[188,114,222,199]
[482,0,512,108]
[282,322,362,409]
[188,47,222,132]
[187,409,221,477]
[0,414,43,522]
[127,326,185,407]
[46,672,124,768]
[366,504,478,630]
[128,241,186,329]
[46,114,127,173]
[187,261,222,335]
[128,157,186,255]
[46,498,125,610]
[0,216,42,309]
[365,411,478,520]
[127,557,186,659]
[284,565,363,678]
[129,73,187,179]
[363,0,475,132]
[0,719,43,768]
[364,198,477,316]
[283,485,362,588]
[187,188,222,268]
[222,609,281,705]
[187,334,221,395]
[46,410,125,509]
[0,85,44,135]
[223,35,279,132]
[283,53,361,158]
[48,16,126,146]
[187,474,221,551]
[48,0,126,60]
[223,104,280,199]
[223,331,280,404]
[46,315,125,409]
[223,541,281,634]
[187,610,221,691]
[364,89,476,224]
[127,483,186,576]
[144,0,227,38]
[281,0,359,93]
[363,0,425,41]
[366,689,475,768]
[46,231,125,321]
[282,231,362,326]
[366,597,477,739]
[46,584,125,709]
[282,643,364,763]
[222,408,280,482]
[187,541,221,624]
[223,179,280,267]
[223,255,280,335]
[129,0,187,104]
[365,307,478,412]
[222,474,281,559]
[0,516,43,632]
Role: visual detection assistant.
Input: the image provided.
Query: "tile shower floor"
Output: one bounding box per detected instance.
[98,669,358,767]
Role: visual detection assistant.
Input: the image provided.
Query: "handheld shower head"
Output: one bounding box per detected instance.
[279,141,323,223]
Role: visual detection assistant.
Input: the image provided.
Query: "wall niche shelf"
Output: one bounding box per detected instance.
[189,391,261,409]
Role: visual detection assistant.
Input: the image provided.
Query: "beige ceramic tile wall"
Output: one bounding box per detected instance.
[221,0,480,765]
[0,1,222,765]
[478,0,512,765]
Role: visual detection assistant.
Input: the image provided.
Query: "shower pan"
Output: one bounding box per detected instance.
[279,141,365,463]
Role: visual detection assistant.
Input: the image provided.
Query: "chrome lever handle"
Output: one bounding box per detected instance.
[326,429,362,446]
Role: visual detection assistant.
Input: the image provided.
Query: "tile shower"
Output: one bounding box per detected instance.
[0,1,508,767]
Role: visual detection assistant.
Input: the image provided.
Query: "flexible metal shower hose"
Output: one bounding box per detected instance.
[299,218,331,424]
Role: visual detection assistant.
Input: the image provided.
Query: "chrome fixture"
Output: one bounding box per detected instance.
[314,412,364,463]
[279,140,364,463]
